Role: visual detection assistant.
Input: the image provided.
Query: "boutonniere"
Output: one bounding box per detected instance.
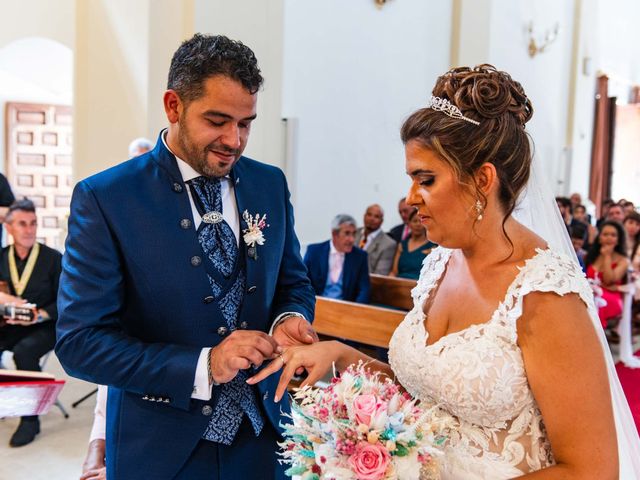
[242,210,269,259]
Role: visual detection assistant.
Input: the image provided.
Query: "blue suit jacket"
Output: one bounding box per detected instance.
[303,241,370,303]
[55,135,315,478]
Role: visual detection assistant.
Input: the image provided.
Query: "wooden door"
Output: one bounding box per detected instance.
[5,102,73,250]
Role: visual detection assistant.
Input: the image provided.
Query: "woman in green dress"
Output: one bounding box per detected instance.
[389,209,437,279]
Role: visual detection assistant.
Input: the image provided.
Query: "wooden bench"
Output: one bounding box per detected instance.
[370,274,416,311]
[313,296,406,348]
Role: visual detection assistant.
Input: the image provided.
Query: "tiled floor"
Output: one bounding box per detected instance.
[0,353,96,480]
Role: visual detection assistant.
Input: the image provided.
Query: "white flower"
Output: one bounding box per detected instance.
[394,450,421,479]
[242,210,269,248]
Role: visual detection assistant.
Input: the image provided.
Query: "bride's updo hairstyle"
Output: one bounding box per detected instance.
[401,64,534,226]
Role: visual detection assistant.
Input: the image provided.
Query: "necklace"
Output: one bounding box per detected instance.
[9,243,40,296]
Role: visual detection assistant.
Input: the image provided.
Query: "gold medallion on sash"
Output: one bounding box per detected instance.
[9,243,40,297]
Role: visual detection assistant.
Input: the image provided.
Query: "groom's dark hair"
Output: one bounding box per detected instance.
[167,34,263,103]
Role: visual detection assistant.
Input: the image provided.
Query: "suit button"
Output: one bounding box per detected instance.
[163,398,170,404]
[191,256,202,266]
[239,321,248,329]
[173,182,183,193]
[203,296,214,304]
[142,395,149,401]
[202,405,213,416]
[247,286,257,294]
[180,218,192,229]
[217,326,228,336]
[149,396,156,402]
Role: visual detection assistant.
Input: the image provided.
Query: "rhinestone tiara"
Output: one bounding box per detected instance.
[426,95,480,126]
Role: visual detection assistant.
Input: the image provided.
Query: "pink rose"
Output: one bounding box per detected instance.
[353,394,378,426]
[348,441,391,480]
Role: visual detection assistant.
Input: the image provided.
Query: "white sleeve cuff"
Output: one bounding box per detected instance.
[269,311,306,336]
[89,385,108,442]
[192,348,213,400]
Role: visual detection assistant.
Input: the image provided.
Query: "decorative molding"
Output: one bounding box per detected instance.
[527,21,559,57]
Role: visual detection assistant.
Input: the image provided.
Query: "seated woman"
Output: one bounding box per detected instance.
[389,209,437,279]
[585,220,630,328]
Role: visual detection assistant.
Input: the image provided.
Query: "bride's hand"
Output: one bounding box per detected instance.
[246,340,342,402]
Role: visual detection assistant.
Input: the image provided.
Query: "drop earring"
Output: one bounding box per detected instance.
[475,199,484,221]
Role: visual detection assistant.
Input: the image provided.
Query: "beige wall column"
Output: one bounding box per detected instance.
[451,0,493,67]
[194,0,285,168]
[147,0,194,139]
[74,0,193,180]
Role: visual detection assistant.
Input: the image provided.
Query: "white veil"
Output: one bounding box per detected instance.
[513,158,640,478]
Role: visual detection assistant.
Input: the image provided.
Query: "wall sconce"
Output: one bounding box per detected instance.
[527,21,559,58]
[375,0,392,8]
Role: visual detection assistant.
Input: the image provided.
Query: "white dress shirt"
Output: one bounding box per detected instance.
[328,240,346,283]
[361,228,382,251]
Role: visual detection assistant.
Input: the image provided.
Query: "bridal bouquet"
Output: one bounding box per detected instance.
[279,362,451,480]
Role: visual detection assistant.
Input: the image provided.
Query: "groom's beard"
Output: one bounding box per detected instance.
[177,118,241,178]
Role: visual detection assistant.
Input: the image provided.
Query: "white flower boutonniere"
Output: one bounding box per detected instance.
[242,210,269,259]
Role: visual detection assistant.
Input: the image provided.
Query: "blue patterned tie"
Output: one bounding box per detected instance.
[189,176,264,445]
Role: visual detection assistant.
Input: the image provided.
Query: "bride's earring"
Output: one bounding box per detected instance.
[475,199,484,221]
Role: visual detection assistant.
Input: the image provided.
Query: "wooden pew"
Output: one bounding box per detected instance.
[313,296,406,348]
[369,274,416,311]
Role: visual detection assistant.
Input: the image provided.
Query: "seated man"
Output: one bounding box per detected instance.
[355,204,397,275]
[388,197,414,243]
[0,199,62,447]
[304,214,370,303]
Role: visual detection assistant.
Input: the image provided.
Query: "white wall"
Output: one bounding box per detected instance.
[493,0,575,195]
[282,0,453,245]
[195,0,285,171]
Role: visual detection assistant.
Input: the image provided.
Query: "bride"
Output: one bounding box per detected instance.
[248,65,640,478]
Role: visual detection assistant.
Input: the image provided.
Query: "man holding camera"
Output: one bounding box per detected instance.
[0,199,62,447]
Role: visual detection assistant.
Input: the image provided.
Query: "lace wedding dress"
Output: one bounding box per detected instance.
[389,246,598,479]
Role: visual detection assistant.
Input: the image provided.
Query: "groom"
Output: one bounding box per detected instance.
[56,34,316,479]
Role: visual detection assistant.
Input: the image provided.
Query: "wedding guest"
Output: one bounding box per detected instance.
[354,204,397,275]
[556,196,583,232]
[80,385,107,480]
[569,192,582,210]
[569,222,588,272]
[605,203,625,225]
[624,212,640,324]
[622,200,636,216]
[127,137,153,158]
[387,197,415,242]
[304,214,370,303]
[624,212,640,271]
[0,199,62,447]
[0,172,15,224]
[597,198,615,229]
[389,209,437,280]
[573,204,597,247]
[585,221,629,328]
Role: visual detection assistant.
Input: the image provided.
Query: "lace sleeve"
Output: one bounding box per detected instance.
[503,249,598,339]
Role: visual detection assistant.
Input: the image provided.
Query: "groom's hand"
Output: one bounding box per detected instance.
[272,315,318,348]
[209,331,280,384]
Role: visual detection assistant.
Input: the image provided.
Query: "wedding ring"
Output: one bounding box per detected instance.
[278,353,285,368]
